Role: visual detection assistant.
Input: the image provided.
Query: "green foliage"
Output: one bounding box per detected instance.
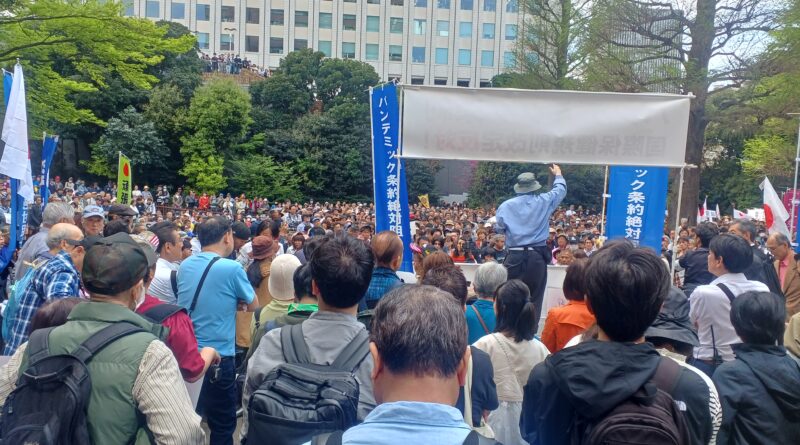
[560,165,604,209]
[406,159,443,204]
[150,21,205,98]
[86,106,168,183]
[0,0,195,131]
[467,162,548,207]
[226,154,302,202]
[181,153,227,194]
[742,135,795,186]
[184,79,252,147]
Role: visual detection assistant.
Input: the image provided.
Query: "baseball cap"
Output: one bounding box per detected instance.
[82,233,149,295]
[82,205,105,219]
[231,221,250,241]
[108,204,136,217]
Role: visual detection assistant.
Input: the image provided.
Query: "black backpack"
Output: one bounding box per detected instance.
[246,323,370,445]
[140,303,185,324]
[0,322,145,445]
[571,358,690,445]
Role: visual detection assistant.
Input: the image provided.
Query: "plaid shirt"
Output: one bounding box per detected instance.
[360,267,403,311]
[3,251,81,355]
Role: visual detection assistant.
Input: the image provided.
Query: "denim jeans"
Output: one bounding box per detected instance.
[686,356,717,378]
[198,356,237,445]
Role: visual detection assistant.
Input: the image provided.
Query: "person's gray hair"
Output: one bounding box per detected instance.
[491,234,505,243]
[473,262,508,298]
[732,219,757,242]
[45,224,77,249]
[42,202,75,228]
[772,232,791,247]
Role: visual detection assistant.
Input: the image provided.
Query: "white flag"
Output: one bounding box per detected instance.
[715,203,721,221]
[0,64,33,202]
[760,177,791,239]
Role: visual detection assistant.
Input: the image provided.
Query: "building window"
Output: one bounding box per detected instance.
[414,19,426,35]
[295,11,309,27]
[480,80,492,87]
[411,77,424,85]
[319,40,332,57]
[481,50,494,66]
[412,46,425,63]
[270,37,284,54]
[319,12,333,29]
[197,32,209,49]
[271,9,284,26]
[343,14,357,31]
[196,4,210,21]
[435,48,448,64]
[437,20,449,36]
[434,78,447,85]
[145,0,159,18]
[482,23,495,39]
[391,0,404,5]
[415,0,427,6]
[344,0,356,2]
[171,2,185,19]
[457,79,470,87]
[367,16,380,32]
[123,1,134,16]
[459,22,472,37]
[342,42,356,59]
[390,17,403,33]
[458,49,471,65]
[461,0,473,9]
[506,0,518,13]
[438,0,450,8]
[221,5,234,22]
[368,0,380,3]
[246,36,259,52]
[505,24,517,40]
[366,44,379,60]
[220,34,234,51]
[504,51,515,68]
[484,0,496,11]
[295,39,308,50]
[246,7,259,24]
[389,45,403,61]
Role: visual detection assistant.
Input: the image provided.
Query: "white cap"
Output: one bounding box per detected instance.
[269,254,302,301]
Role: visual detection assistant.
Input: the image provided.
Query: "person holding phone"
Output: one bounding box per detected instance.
[495,164,567,333]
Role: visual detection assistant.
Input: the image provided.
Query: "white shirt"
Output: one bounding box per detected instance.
[150,258,180,304]
[689,273,768,361]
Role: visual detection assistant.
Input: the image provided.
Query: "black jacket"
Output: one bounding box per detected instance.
[520,340,716,445]
[680,248,715,292]
[743,246,783,296]
[713,344,800,445]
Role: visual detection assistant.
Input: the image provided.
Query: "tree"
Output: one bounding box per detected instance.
[589,0,779,223]
[515,0,593,89]
[467,163,549,207]
[226,154,302,202]
[85,106,168,183]
[180,79,252,191]
[0,0,195,130]
[149,21,205,99]
[406,159,443,204]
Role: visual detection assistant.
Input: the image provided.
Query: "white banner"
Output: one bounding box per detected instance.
[400,86,690,167]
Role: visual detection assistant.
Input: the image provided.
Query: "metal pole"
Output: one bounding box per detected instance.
[670,166,686,278]
[790,116,800,243]
[600,165,609,239]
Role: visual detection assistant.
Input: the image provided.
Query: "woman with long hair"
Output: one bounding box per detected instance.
[473,280,550,445]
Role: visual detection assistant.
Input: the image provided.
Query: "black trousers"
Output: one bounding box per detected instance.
[503,246,550,333]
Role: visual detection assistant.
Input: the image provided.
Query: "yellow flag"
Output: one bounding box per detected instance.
[419,194,430,208]
[117,152,132,205]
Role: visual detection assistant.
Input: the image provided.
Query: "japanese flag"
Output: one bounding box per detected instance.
[733,209,750,220]
[761,177,791,239]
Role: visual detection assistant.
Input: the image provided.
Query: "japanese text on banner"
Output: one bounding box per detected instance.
[606,166,669,253]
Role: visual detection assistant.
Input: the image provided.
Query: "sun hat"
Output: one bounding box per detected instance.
[514,172,542,194]
[268,254,302,301]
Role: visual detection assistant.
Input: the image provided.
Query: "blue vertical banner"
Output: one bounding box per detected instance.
[370,83,413,273]
[40,133,58,208]
[606,166,669,253]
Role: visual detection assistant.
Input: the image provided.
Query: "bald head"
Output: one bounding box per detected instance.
[46,223,83,252]
[371,231,404,270]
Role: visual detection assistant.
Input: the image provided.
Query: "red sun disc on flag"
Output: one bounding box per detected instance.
[123,163,130,177]
[764,204,774,229]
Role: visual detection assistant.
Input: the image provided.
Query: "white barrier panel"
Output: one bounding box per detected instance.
[401,86,690,167]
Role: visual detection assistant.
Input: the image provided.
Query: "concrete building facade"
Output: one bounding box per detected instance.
[126,0,521,86]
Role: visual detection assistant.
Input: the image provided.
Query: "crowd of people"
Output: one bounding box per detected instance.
[0,168,796,445]
[200,52,270,78]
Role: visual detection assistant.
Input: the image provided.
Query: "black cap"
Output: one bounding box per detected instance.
[645,287,699,347]
[231,221,250,241]
[82,233,148,295]
[108,204,137,217]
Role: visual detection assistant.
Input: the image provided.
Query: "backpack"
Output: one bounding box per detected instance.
[0,322,145,445]
[2,256,50,342]
[140,303,185,324]
[571,358,690,445]
[245,323,370,445]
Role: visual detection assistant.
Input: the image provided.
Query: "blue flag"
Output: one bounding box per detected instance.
[370,83,413,272]
[606,166,669,253]
[41,134,58,208]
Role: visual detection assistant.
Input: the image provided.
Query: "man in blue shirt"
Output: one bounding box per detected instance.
[338,284,473,444]
[466,262,507,344]
[177,216,257,445]
[495,165,566,333]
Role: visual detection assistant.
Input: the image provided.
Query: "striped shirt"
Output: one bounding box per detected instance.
[0,340,205,444]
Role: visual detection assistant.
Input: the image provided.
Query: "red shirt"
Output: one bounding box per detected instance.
[136,295,205,381]
[198,196,210,210]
